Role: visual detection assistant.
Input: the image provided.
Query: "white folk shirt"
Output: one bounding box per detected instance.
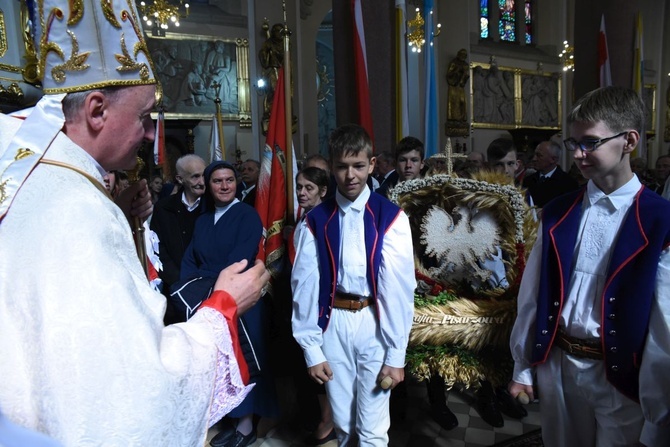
[0,113,252,446]
[291,186,416,369]
[510,176,670,444]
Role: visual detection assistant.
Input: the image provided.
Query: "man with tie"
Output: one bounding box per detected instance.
[523,140,579,208]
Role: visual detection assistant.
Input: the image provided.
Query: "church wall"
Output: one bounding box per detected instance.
[175,1,254,163]
[2,0,669,168]
[464,0,566,162]
[572,0,670,164]
[295,2,334,160]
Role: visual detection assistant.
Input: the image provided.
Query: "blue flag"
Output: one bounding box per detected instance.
[423,0,438,157]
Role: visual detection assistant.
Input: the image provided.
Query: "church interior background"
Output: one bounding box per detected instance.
[2,0,670,172]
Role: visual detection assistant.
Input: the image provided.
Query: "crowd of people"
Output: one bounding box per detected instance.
[1,1,669,446]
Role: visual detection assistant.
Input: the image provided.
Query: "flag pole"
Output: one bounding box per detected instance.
[282,1,294,224]
[213,81,226,161]
[127,157,149,278]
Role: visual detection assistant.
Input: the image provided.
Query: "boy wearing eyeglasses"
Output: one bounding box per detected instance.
[508,86,670,447]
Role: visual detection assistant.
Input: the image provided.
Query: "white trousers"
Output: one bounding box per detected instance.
[537,348,644,447]
[322,306,390,447]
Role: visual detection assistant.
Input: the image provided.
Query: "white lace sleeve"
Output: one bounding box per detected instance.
[189,308,255,426]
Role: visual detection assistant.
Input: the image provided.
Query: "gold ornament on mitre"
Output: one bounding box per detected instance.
[33,0,157,94]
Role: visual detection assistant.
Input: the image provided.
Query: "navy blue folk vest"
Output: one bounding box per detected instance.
[305,192,402,332]
[531,186,670,401]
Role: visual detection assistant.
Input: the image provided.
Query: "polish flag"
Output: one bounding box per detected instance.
[597,14,612,87]
[255,67,292,277]
[352,0,375,147]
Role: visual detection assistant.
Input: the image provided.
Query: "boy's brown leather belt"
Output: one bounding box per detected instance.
[555,328,603,360]
[333,292,374,311]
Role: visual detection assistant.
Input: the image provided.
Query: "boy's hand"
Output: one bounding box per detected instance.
[507,380,534,403]
[378,365,404,390]
[308,362,333,385]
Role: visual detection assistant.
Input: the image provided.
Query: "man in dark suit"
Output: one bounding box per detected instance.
[238,159,260,206]
[150,154,206,323]
[374,151,395,185]
[523,140,579,207]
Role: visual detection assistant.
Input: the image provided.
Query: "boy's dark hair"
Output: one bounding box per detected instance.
[328,124,373,161]
[568,86,644,133]
[395,136,425,161]
[486,138,516,163]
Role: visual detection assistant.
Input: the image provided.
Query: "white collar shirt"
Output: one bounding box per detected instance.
[541,166,558,179]
[335,185,371,296]
[181,193,201,212]
[241,184,256,201]
[564,175,641,338]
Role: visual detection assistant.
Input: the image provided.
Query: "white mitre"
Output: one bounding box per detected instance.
[0,0,157,220]
[35,0,156,93]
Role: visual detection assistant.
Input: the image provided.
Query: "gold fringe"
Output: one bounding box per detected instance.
[412,352,513,389]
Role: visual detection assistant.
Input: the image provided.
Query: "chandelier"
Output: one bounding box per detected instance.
[406,7,441,53]
[138,0,190,33]
[407,8,425,53]
[559,40,574,72]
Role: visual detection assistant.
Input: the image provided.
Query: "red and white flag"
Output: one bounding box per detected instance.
[633,12,645,158]
[255,67,292,277]
[352,0,375,146]
[598,14,612,87]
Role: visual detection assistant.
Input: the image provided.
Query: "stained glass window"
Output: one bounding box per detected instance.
[525,1,532,44]
[499,0,515,42]
[481,0,534,44]
[480,0,489,39]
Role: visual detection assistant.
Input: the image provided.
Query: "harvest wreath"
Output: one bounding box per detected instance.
[388,171,537,388]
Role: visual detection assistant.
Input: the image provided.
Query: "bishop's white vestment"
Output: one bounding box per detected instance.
[0,111,251,446]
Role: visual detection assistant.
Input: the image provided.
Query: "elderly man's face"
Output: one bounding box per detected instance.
[466,152,484,168]
[532,142,556,174]
[178,159,207,199]
[656,157,670,182]
[375,158,394,177]
[240,161,260,185]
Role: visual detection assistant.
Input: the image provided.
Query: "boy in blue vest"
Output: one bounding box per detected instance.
[292,124,416,446]
[508,86,670,446]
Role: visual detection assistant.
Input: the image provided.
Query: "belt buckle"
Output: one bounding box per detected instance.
[566,340,579,354]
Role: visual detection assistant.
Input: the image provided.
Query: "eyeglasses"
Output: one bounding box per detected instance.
[563,131,628,153]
